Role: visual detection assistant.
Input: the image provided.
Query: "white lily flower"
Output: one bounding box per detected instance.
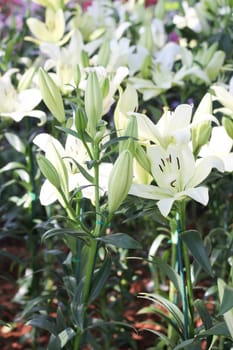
[32,0,70,10]
[33,131,112,206]
[131,104,193,148]
[26,8,71,45]
[0,70,45,125]
[40,29,85,93]
[199,126,233,172]
[211,77,233,117]
[129,143,224,217]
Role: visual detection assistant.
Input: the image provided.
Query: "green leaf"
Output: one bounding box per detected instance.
[58,327,75,348]
[42,228,90,244]
[89,255,112,302]
[100,136,131,151]
[63,156,94,183]
[200,321,231,337]
[47,334,61,350]
[219,284,233,315]
[28,315,57,335]
[98,233,142,249]
[181,230,212,276]
[139,305,182,337]
[0,162,26,173]
[218,278,233,338]
[194,299,212,330]
[150,256,182,295]
[5,132,26,153]
[173,339,201,350]
[139,293,184,336]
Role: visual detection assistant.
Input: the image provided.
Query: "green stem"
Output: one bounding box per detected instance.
[73,142,102,350]
[168,237,178,344]
[183,241,194,337]
[176,210,189,340]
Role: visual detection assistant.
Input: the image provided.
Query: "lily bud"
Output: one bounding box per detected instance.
[155,0,165,20]
[108,150,133,213]
[18,66,36,91]
[85,71,103,138]
[120,115,138,153]
[222,117,233,139]
[37,154,61,189]
[100,77,110,98]
[139,25,153,52]
[74,64,81,87]
[75,107,87,135]
[135,144,151,173]
[81,50,89,68]
[97,41,110,67]
[192,93,213,154]
[38,68,65,123]
[141,54,152,79]
[206,51,225,81]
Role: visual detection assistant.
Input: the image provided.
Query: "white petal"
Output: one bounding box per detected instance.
[178,186,209,206]
[129,183,172,200]
[40,179,58,205]
[157,198,175,217]
[188,156,224,187]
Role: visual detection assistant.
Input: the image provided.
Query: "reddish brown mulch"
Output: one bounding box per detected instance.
[0,240,158,350]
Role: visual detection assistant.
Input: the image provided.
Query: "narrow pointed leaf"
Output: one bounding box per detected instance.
[194,299,212,330]
[98,233,142,249]
[150,256,182,295]
[219,284,233,315]
[181,230,212,276]
[89,255,112,302]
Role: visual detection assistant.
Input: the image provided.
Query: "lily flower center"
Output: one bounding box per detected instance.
[157,153,182,191]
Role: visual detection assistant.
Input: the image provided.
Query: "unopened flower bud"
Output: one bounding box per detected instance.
[192,93,213,154]
[141,54,152,79]
[75,107,87,135]
[139,25,153,52]
[100,77,110,98]
[37,154,61,189]
[108,150,133,213]
[206,51,225,81]
[81,50,89,68]
[155,0,165,20]
[18,66,36,91]
[135,144,151,173]
[222,117,233,139]
[120,116,138,153]
[97,41,110,67]
[74,64,81,87]
[85,71,103,138]
[38,68,65,123]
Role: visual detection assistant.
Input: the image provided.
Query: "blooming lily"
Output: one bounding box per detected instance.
[211,77,233,117]
[33,131,112,206]
[32,0,70,10]
[40,29,85,93]
[26,7,71,45]
[129,143,223,217]
[0,69,45,124]
[199,126,233,172]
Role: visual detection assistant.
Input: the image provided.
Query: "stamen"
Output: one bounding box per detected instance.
[161,158,165,167]
[159,164,163,172]
[169,154,172,163]
[170,180,176,187]
[176,157,180,170]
